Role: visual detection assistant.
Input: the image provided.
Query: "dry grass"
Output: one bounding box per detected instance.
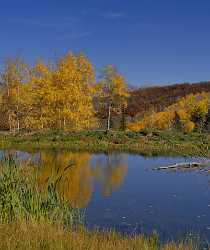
[0,220,198,250]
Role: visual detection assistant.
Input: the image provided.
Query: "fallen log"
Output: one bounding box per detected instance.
[153,159,210,171]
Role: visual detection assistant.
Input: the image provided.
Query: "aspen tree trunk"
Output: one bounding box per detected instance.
[120,106,126,131]
[40,110,44,129]
[107,104,111,131]
[58,108,62,130]
[106,78,112,132]
[63,118,66,130]
[17,120,20,132]
[17,85,20,132]
[16,105,20,132]
[9,114,12,132]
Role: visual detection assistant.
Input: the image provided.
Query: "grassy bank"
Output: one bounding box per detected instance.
[0,221,197,250]
[0,156,201,250]
[0,130,209,157]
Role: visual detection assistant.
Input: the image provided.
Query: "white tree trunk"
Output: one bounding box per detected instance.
[107,104,111,131]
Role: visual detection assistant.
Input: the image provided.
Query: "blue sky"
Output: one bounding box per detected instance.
[1,0,210,86]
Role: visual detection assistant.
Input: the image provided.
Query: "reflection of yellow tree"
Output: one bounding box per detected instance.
[2,150,128,207]
[94,154,128,197]
[37,152,92,208]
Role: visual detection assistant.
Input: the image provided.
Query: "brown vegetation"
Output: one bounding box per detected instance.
[127,82,210,118]
[0,221,197,250]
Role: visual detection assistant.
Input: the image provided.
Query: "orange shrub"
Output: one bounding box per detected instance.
[183,121,195,133]
[127,121,146,132]
[153,111,175,130]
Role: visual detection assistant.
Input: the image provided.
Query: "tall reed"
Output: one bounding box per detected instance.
[0,155,81,225]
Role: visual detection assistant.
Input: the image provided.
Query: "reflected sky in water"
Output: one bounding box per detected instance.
[1,149,210,242]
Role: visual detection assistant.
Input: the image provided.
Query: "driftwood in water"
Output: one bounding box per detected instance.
[153,159,210,171]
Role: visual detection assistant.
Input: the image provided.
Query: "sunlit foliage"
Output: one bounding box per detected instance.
[0,58,30,131]
[183,121,195,134]
[95,65,129,130]
[127,82,210,118]
[128,92,210,133]
[0,54,209,134]
[0,53,96,131]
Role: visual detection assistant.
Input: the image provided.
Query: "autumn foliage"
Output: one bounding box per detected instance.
[0,54,97,131]
[127,82,210,117]
[128,92,210,133]
[0,54,130,132]
[0,53,209,133]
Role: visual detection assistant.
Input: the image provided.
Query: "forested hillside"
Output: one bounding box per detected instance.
[127,82,210,118]
[128,92,210,133]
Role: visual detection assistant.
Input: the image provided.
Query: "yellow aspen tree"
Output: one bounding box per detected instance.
[52,52,96,130]
[0,58,30,132]
[98,65,129,131]
[26,60,53,130]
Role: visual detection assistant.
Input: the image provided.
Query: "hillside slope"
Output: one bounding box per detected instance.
[127,81,210,117]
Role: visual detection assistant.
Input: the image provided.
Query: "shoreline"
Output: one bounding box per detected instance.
[0,130,209,157]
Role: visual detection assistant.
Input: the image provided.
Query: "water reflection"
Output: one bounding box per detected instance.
[2,150,210,243]
[37,152,93,208]
[94,155,127,197]
[1,150,128,208]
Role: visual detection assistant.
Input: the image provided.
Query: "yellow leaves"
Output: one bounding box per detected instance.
[175,109,190,123]
[127,121,146,132]
[96,65,129,130]
[33,60,51,78]
[2,53,96,131]
[111,75,129,98]
[153,111,175,130]
[0,58,31,131]
[127,92,210,133]
[0,53,98,131]
[183,121,195,133]
[128,111,175,132]
[99,65,129,101]
[174,92,209,122]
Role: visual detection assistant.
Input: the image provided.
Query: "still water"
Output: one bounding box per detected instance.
[1,149,210,242]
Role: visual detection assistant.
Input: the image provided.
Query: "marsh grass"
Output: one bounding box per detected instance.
[0,155,81,225]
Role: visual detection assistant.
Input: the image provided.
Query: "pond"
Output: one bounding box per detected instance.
[1,149,210,242]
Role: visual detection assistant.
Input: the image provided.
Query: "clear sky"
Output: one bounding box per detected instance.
[1,0,210,87]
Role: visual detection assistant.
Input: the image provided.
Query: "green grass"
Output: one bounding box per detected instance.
[0,155,81,225]
[0,130,209,157]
